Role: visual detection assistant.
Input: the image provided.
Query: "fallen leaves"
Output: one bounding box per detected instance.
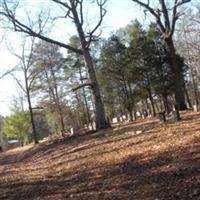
[0,111,200,200]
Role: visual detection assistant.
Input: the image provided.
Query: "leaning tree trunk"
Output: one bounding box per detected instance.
[71,4,109,130]
[28,97,38,144]
[165,38,187,110]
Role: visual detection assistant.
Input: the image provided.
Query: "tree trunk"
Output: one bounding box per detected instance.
[184,85,192,108]
[148,89,156,116]
[162,93,170,114]
[53,84,65,136]
[45,65,66,136]
[27,89,38,144]
[79,66,91,129]
[128,108,133,121]
[25,70,38,144]
[193,85,199,110]
[70,2,109,130]
[54,82,65,136]
[165,38,187,110]
[189,64,199,109]
[121,76,134,121]
[127,81,135,121]
[133,105,137,121]
[84,53,108,130]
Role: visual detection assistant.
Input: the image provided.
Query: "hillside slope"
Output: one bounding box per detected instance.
[0,112,200,200]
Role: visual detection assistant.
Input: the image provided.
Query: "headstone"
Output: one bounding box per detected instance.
[143,110,148,118]
[122,115,126,120]
[159,112,166,123]
[136,111,141,117]
[147,109,151,116]
[112,117,118,123]
[70,128,74,136]
[193,105,198,112]
[135,130,143,134]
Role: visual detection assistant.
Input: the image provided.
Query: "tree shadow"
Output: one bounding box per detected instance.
[0,136,199,200]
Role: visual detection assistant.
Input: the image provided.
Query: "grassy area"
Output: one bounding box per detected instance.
[0,112,199,200]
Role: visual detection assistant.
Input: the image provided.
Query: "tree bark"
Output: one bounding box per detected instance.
[189,64,199,109]
[128,108,133,121]
[25,77,38,144]
[28,96,38,144]
[162,93,170,113]
[165,38,187,110]
[121,78,133,121]
[147,88,156,116]
[184,85,192,108]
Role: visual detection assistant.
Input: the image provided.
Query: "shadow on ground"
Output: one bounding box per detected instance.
[0,112,200,200]
[0,138,199,200]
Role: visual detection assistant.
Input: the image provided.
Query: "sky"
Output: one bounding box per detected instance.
[0,0,146,116]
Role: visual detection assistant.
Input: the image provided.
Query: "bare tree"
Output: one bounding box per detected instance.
[10,37,39,144]
[0,0,109,130]
[176,6,200,110]
[132,0,191,110]
[0,68,15,79]
[31,41,66,136]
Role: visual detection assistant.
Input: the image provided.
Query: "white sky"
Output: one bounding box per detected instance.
[0,0,147,116]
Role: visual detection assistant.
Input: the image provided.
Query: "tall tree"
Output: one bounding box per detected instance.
[31,41,66,136]
[100,35,137,121]
[0,0,109,130]
[10,38,39,144]
[127,22,157,116]
[176,6,200,110]
[131,0,191,110]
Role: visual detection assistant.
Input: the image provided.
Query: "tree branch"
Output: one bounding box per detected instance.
[86,0,107,47]
[72,82,92,92]
[0,68,15,79]
[52,0,71,10]
[171,0,178,37]
[78,0,84,25]
[171,0,191,37]
[176,0,191,7]
[159,0,170,30]
[191,18,200,24]
[11,73,26,93]
[0,1,83,54]
[132,0,166,33]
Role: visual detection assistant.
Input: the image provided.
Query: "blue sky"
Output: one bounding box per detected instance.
[0,0,146,116]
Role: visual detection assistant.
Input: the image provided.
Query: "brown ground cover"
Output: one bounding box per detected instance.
[0,111,199,200]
